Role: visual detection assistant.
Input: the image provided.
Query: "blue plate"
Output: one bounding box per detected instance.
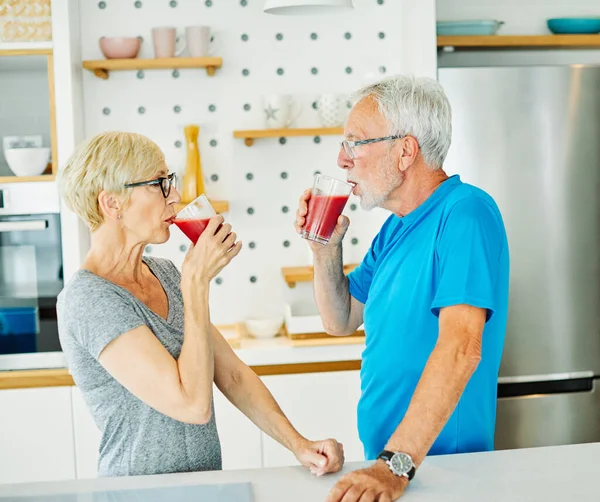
[437,20,504,36]
[547,18,600,34]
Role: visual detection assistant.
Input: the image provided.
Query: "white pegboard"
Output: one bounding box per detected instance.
[79,0,428,324]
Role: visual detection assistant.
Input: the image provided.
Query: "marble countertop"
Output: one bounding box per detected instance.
[0,442,598,501]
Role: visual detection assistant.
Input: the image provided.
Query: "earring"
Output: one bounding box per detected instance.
[117,214,121,220]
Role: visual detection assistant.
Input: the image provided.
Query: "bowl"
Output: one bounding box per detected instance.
[3,147,50,177]
[99,36,142,59]
[436,20,504,36]
[244,318,284,339]
[547,18,600,35]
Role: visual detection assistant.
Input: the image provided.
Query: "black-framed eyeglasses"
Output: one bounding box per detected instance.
[124,172,177,198]
[341,135,404,159]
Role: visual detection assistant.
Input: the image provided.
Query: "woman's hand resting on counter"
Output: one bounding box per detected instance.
[292,437,345,476]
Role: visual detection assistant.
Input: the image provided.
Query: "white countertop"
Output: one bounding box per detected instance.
[0,443,598,501]
[0,337,365,372]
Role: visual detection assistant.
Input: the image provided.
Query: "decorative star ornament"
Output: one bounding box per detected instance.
[265,104,279,120]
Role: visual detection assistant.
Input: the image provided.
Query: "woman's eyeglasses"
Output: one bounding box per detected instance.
[124,172,177,199]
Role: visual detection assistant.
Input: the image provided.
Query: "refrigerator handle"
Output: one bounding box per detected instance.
[498,372,595,399]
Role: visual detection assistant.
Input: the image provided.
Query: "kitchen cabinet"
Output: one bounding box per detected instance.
[213,387,262,470]
[71,387,101,479]
[260,371,363,468]
[0,387,75,484]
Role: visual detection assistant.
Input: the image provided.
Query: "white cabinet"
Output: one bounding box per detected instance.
[0,387,76,484]
[71,387,101,479]
[260,371,363,468]
[213,387,262,470]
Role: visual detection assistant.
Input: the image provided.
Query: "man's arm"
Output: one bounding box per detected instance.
[325,304,485,502]
[313,246,365,336]
[383,303,485,465]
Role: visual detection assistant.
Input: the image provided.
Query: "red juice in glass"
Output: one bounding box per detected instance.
[174,194,217,243]
[301,174,354,245]
[304,195,350,243]
[174,218,211,244]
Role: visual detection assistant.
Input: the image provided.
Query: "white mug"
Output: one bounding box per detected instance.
[263,95,302,129]
[186,26,216,57]
[151,27,185,58]
[316,94,344,127]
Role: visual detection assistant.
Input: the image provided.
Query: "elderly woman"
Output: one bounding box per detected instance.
[56,131,344,477]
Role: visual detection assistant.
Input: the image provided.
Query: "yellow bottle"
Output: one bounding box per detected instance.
[181,124,205,202]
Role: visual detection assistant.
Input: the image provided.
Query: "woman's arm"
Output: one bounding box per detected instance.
[99,283,214,424]
[211,326,344,474]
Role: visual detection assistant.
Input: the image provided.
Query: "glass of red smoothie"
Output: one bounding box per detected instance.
[301,174,354,245]
[173,194,218,244]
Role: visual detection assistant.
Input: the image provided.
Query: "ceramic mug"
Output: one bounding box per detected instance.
[316,94,345,127]
[151,27,185,58]
[185,26,216,57]
[263,95,303,129]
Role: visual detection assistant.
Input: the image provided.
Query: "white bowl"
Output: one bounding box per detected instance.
[244,318,283,339]
[4,147,50,177]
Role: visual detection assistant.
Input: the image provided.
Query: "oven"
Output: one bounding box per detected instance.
[0,183,65,370]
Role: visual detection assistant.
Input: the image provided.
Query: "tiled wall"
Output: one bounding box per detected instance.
[79,0,430,325]
[0,57,50,176]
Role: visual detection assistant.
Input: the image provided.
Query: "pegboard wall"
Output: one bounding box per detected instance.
[80,0,411,325]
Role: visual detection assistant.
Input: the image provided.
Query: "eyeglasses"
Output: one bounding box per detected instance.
[124,172,177,199]
[341,135,404,159]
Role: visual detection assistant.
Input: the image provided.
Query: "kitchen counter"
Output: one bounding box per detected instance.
[0,336,364,389]
[0,442,597,501]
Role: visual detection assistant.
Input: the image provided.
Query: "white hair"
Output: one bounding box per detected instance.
[352,74,452,169]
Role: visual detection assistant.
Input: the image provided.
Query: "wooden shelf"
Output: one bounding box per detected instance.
[82,56,222,79]
[175,199,229,214]
[282,263,359,288]
[0,174,55,184]
[437,35,600,49]
[234,127,344,146]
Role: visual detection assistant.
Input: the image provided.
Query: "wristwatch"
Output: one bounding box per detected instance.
[377,450,416,481]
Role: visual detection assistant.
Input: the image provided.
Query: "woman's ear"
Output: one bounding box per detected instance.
[97,191,121,222]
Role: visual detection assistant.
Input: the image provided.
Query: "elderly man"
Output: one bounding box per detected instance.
[295,74,509,501]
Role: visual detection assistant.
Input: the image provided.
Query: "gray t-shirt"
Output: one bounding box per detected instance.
[57,256,222,477]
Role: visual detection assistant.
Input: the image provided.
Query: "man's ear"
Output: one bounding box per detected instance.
[399,136,419,172]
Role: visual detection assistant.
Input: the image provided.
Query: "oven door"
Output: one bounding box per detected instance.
[0,213,63,362]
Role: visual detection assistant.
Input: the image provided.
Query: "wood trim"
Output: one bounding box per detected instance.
[0,48,52,56]
[0,369,74,390]
[47,53,58,176]
[0,360,362,390]
[0,175,55,183]
[82,57,222,79]
[252,360,361,376]
[437,35,600,49]
[233,127,344,146]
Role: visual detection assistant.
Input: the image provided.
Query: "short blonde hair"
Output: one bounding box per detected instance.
[58,131,165,231]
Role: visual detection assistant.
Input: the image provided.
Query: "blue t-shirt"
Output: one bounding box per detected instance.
[348,175,509,460]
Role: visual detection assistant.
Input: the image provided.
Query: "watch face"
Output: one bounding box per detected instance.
[390,453,413,475]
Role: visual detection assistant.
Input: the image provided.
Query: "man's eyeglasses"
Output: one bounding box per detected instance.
[124,172,177,199]
[341,135,404,159]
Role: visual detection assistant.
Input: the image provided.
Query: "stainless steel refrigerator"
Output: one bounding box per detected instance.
[438,64,600,450]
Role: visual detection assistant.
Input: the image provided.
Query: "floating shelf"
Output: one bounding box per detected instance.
[234,127,344,147]
[82,56,223,79]
[0,175,55,184]
[437,35,600,49]
[175,199,229,214]
[282,263,359,288]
